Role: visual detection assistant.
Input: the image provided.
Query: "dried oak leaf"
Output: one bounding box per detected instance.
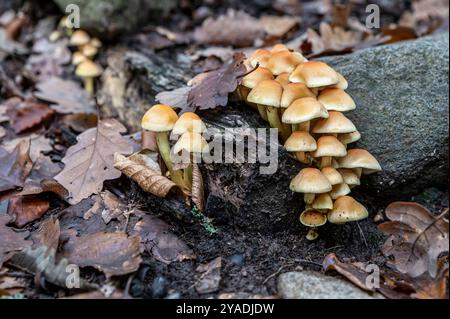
[0,139,32,192]
[7,196,50,228]
[6,99,54,133]
[192,163,205,212]
[0,214,32,268]
[187,52,246,111]
[411,260,449,299]
[62,232,142,277]
[379,202,449,278]
[155,86,191,113]
[55,119,134,205]
[134,214,196,264]
[34,77,96,114]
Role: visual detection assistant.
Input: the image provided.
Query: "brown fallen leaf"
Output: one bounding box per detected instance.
[0,214,32,268]
[191,163,205,212]
[155,86,191,114]
[114,152,177,198]
[379,202,449,278]
[187,52,246,111]
[134,214,195,264]
[260,15,299,37]
[55,119,134,204]
[34,77,96,114]
[6,99,54,133]
[0,139,32,192]
[195,257,222,294]
[411,260,448,299]
[62,232,142,277]
[0,267,27,296]
[7,196,50,228]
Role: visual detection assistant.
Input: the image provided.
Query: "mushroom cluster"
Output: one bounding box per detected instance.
[50,17,103,95]
[238,44,382,240]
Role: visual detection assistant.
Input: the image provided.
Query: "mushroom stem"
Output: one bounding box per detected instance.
[84,77,94,95]
[292,124,299,132]
[280,108,292,137]
[306,228,319,241]
[296,151,310,164]
[304,193,315,204]
[267,106,290,141]
[321,156,332,168]
[354,168,362,178]
[156,132,186,190]
[257,104,268,121]
[298,121,310,132]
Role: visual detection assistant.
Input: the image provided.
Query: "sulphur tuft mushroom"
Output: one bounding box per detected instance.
[311,135,347,168]
[289,61,339,88]
[328,195,368,224]
[75,59,103,95]
[318,88,356,112]
[290,168,332,204]
[282,97,328,132]
[338,149,382,175]
[69,30,90,47]
[299,209,327,240]
[284,131,316,164]
[240,67,274,118]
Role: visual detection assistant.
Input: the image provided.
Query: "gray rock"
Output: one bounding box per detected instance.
[322,34,449,197]
[53,0,177,38]
[277,271,383,299]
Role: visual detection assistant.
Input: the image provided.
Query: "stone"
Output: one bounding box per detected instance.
[277,271,383,299]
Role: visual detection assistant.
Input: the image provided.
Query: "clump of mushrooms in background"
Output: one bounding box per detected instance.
[50,17,103,95]
[237,44,381,240]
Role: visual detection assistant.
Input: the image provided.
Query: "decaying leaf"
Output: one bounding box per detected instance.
[0,139,32,192]
[379,202,449,278]
[0,214,32,268]
[34,77,96,114]
[155,86,191,114]
[0,268,27,296]
[7,196,50,228]
[62,232,142,277]
[0,28,27,56]
[134,214,196,264]
[260,15,298,37]
[411,260,449,299]
[6,99,54,133]
[55,119,134,204]
[114,152,177,198]
[187,52,246,111]
[195,257,222,294]
[191,163,205,212]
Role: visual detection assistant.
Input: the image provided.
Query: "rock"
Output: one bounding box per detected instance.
[277,271,383,299]
[322,33,449,198]
[53,0,177,38]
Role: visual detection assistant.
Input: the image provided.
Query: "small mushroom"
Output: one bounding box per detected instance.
[311,135,347,167]
[328,195,368,224]
[280,83,315,109]
[75,59,102,95]
[299,209,327,240]
[311,111,357,134]
[338,149,382,174]
[81,43,98,58]
[266,51,305,75]
[284,131,317,164]
[49,30,61,42]
[338,168,360,188]
[312,193,333,211]
[171,112,206,136]
[321,167,343,185]
[329,72,348,90]
[330,183,351,199]
[338,131,361,146]
[69,30,90,47]
[282,97,328,132]
[90,37,102,48]
[275,73,290,87]
[290,168,332,204]
[289,61,339,88]
[71,51,86,66]
[318,88,356,112]
[241,67,274,118]
[248,49,271,67]
[271,43,290,53]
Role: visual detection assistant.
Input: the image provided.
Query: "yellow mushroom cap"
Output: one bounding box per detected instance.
[75,59,103,78]
[280,83,315,108]
[172,131,209,154]
[247,80,283,107]
[318,88,356,112]
[249,49,271,67]
[328,196,368,224]
[282,97,328,124]
[71,51,86,65]
[312,135,347,158]
[172,112,206,135]
[90,37,102,48]
[312,193,333,211]
[321,167,343,185]
[338,131,361,145]
[330,183,351,199]
[311,111,356,134]
[289,61,339,88]
[338,168,361,187]
[284,131,317,152]
[337,149,382,173]
[70,30,90,46]
[271,43,289,53]
[241,67,274,89]
[275,73,290,87]
[290,168,332,193]
[330,72,348,90]
[299,209,327,227]
[141,104,178,132]
[81,43,98,58]
[266,51,305,75]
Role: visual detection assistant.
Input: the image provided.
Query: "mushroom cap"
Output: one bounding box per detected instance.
[330,183,351,199]
[271,43,289,53]
[141,104,178,132]
[321,167,343,185]
[69,30,90,46]
[275,73,290,87]
[75,59,103,78]
[280,83,315,108]
[172,112,206,135]
[318,88,356,112]
[338,131,361,145]
[332,158,340,169]
[312,193,333,210]
[299,209,327,227]
[247,80,283,107]
[241,67,274,89]
[311,111,357,134]
[338,168,361,186]
[328,196,368,224]
[331,72,348,90]
[284,131,317,152]
[282,97,328,123]
[172,131,209,154]
[249,49,271,67]
[90,37,102,48]
[290,168,332,193]
[81,43,98,58]
[266,51,305,75]
[337,149,382,173]
[71,51,86,65]
[312,135,347,158]
[289,61,339,88]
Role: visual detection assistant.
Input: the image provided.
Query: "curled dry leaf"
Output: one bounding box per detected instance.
[0,139,32,192]
[379,202,449,278]
[55,119,134,204]
[191,163,205,212]
[62,232,142,277]
[134,214,196,264]
[0,214,32,268]
[6,99,54,133]
[7,196,50,228]
[114,152,176,198]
